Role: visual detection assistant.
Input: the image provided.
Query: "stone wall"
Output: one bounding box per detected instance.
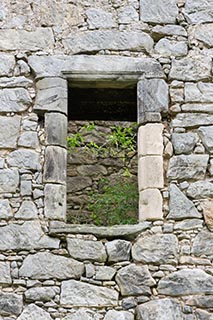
[0,0,213,319]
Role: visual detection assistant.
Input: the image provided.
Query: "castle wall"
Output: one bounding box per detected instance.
[0,1,213,319]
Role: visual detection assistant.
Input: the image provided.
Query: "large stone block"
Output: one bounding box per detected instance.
[155,39,188,57]
[140,0,178,24]
[169,56,212,81]
[0,292,23,316]
[44,184,66,221]
[139,189,163,221]
[187,181,213,199]
[67,238,107,262]
[132,233,178,265]
[138,124,164,156]
[17,304,52,320]
[167,155,209,181]
[172,113,213,128]
[63,31,154,54]
[0,54,15,76]
[198,126,213,153]
[0,221,59,251]
[0,169,19,193]
[18,131,39,149]
[185,82,213,103]
[183,0,213,24]
[136,298,183,320]
[45,112,67,147]
[192,229,213,258]
[7,149,41,171]
[172,132,197,155]
[60,280,118,307]
[158,269,213,296]
[189,24,213,47]
[44,146,66,183]
[168,184,201,220]
[86,8,116,29]
[0,28,54,51]
[19,252,84,280]
[0,262,11,284]
[115,264,155,296]
[138,156,164,190]
[0,199,12,220]
[0,116,21,148]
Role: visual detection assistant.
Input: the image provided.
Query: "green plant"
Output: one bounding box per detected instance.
[87,178,138,226]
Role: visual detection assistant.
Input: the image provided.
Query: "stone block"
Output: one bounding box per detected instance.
[0,54,15,76]
[192,229,213,258]
[183,0,213,24]
[0,116,21,148]
[20,180,32,196]
[45,112,67,147]
[201,200,213,231]
[198,126,213,153]
[67,238,107,262]
[187,181,213,199]
[174,218,203,231]
[18,131,39,148]
[44,146,66,184]
[19,252,84,280]
[7,149,40,171]
[0,262,12,284]
[15,200,38,220]
[189,24,213,47]
[0,199,12,220]
[60,280,118,307]
[17,304,52,320]
[115,264,155,296]
[185,82,213,103]
[152,25,187,37]
[104,310,134,320]
[95,266,116,281]
[0,169,19,193]
[67,176,92,193]
[138,156,164,190]
[140,0,178,24]
[172,113,213,128]
[24,287,57,302]
[167,155,209,181]
[0,76,33,88]
[132,233,178,264]
[169,56,212,81]
[86,8,116,29]
[155,39,188,57]
[139,189,163,221]
[118,6,138,24]
[138,112,162,124]
[0,292,22,316]
[63,31,154,54]
[105,239,131,262]
[182,103,213,113]
[138,123,163,156]
[0,27,54,51]
[172,132,197,154]
[44,184,66,221]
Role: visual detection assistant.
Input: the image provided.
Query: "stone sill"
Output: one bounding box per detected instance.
[49,221,151,240]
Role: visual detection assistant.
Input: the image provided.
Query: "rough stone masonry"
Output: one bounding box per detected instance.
[0,0,213,319]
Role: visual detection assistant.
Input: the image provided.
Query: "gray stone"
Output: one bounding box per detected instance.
[158,269,213,296]
[18,132,39,148]
[187,181,213,199]
[198,126,213,153]
[77,164,107,176]
[0,292,22,316]
[182,104,213,113]
[44,184,66,221]
[105,240,131,262]
[49,221,151,240]
[63,31,154,54]
[168,184,201,220]
[184,0,213,24]
[140,0,178,24]
[25,287,57,302]
[192,229,213,259]
[0,262,11,284]
[0,76,33,88]
[155,39,187,57]
[95,266,116,281]
[136,298,183,320]
[185,82,213,103]
[45,112,67,147]
[0,116,21,148]
[86,8,116,29]
[0,169,19,193]
[195,309,213,320]
[0,28,54,51]
[15,201,38,220]
[169,56,212,81]
[104,310,134,320]
[67,238,107,262]
[34,78,67,114]
[174,219,203,230]
[17,304,52,320]
[44,146,66,183]
[172,113,213,128]
[0,221,59,251]
[0,200,12,220]
[7,149,40,171]
[132,233,178,265]
[60,280,118,307]
[115,264,155,296]
[152,25,187,38]
[63,310,100,320]
[67,176,92,193]
[186,295,213,309]
[19,252,83,280]
[28,55,164,79]
[0,88,31,112]
[0,54,15,76]
[118,6,138,24]
[172,133,197,155]
[190,24,213,47]
[20,180,32,197]
[167,155,209,181]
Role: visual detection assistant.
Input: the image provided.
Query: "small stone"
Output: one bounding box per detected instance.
[86,8,116,29]
[95,266,116,281]
[15,200,38,220]
[20,180,32,196]
[105,240,131,262]
[0,262,12,284]
[0,291,22,316]
[104,310,134,320]
[118,6,138,24]
[140,0,178,24]
[17,303,52,320]
[0,169,19,193]
[0,54,15,76]
[25,287,57,302]
[201,200,213,231]
[0,116,21,149]
[152,25,187,38]
[172,132,197,155]
[122,297,137,309]
[192,229,213,258]
[155,39,187,57]
[18,131,39,148]
[198,126,213,153]
[187,181,213,199]
[0,199,12,220]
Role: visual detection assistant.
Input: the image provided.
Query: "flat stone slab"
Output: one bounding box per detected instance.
[49,221,151,240]
[24,287,58,302]
[0,262,11,284]
[60,280,119,307]
[172,113,213,128]
[19,252,84,280]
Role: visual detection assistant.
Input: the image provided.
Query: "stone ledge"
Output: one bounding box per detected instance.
[49,221,151,240]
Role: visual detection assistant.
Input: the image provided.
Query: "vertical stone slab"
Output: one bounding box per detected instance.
[139,189,163,221]
[44,146,66,184]
[138,156,164,190]
[44,184,66,221]
[138,123,164,156]
[45,112,67,147]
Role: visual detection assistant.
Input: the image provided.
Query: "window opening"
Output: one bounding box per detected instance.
[67,83,138,226]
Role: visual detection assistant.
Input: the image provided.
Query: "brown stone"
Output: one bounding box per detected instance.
[201,200,213,231]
